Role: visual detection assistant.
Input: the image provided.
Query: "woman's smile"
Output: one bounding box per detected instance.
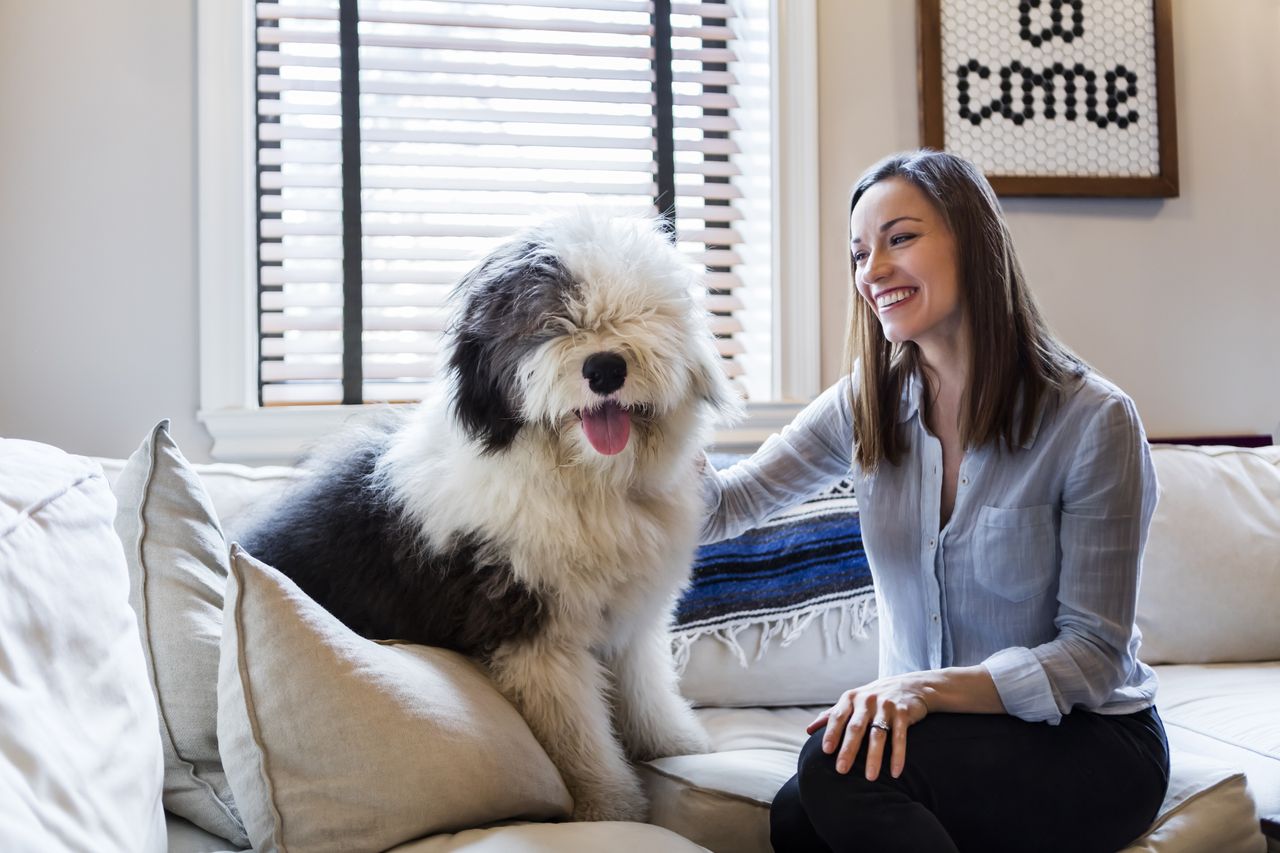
[874,287,919,312]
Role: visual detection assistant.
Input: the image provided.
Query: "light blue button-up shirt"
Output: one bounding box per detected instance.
[701,369,1159,725]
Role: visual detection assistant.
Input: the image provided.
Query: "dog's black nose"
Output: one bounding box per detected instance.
[582,352,627,395]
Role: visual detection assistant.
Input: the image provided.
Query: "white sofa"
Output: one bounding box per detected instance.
[1,431,1276,852]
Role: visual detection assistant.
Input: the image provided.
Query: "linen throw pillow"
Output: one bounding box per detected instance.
[113,420,249,846]
[0,438,166,852]
[218,546,573,853]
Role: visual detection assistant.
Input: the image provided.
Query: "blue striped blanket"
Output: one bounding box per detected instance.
[671,466,875,669]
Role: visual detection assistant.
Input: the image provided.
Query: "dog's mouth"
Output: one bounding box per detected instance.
[575,401,653,456]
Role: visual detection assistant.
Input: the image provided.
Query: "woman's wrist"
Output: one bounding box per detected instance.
[916,665,1005,715]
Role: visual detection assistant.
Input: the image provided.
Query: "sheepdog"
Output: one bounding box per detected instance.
[239,212,742,822]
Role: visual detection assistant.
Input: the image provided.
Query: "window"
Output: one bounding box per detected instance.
[198,0,818,462]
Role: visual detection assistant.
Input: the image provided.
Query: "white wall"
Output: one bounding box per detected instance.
[1,1,1276,464]
[0,0,207,460]
[817,0,1280,439]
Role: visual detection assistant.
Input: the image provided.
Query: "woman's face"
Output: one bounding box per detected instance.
[850,177,963,353]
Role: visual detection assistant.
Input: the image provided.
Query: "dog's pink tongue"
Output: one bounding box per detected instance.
[581,401,631,455]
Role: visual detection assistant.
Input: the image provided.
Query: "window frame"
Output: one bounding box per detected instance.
[197,0,819,463]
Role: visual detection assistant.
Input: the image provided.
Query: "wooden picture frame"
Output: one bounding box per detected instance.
[918,0,1178,197]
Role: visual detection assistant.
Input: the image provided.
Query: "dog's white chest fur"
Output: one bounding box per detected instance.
[382,400,702,647]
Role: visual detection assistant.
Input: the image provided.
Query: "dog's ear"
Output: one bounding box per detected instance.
[446,238,576,453]
[447,327,524,454]
[445,243,532,454]
[691,332,746,424]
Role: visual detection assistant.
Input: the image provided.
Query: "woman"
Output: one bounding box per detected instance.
[700,150,1169,853]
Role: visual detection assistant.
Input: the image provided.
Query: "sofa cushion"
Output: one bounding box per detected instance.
[1139,445,1280,665]
[1155,662,1280,835]
[383,821,710,852]
[113,420,250,846]
[218,546,573,853]
[637,706,1266,853]
[0,438,167,852]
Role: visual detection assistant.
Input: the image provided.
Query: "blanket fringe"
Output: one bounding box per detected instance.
[671,594,877,674]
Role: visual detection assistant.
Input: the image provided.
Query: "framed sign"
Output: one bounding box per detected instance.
[918,0,1178,197]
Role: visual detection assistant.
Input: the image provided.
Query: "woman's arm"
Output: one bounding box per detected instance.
[981,391,1158,724]
[700,374,857,544]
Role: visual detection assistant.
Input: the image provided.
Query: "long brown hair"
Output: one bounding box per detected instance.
[846,150,1085,471]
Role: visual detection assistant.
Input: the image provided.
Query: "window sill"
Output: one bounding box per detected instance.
[198,401,807,465]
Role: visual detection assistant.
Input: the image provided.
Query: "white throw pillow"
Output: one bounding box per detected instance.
[1137,445,1280,665]
[113,419,249,846]
[0,438,167,852]
[218,546,574,853]
[677,613,880,707]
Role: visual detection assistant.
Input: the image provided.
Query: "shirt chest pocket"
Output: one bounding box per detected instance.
[973,504,1058,602]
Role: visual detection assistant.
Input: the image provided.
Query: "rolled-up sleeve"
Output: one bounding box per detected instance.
[700,375,856,544]
[983,393,1158,724]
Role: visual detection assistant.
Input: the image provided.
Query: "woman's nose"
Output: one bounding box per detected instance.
[862,250,891,284]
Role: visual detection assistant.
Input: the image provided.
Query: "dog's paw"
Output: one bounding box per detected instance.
[661,722,712,757]
[628,719,711,762]
[572,777,648,823]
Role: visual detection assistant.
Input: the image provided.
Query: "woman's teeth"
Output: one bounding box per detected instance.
[876,288,917,309]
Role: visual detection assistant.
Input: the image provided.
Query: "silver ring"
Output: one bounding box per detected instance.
[870,720,891,733]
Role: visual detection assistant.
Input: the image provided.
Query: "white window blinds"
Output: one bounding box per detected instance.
[255,0,771,406]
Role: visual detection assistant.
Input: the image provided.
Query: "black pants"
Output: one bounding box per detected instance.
[770,706,1170,853]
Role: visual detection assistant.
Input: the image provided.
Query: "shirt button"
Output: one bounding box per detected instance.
[960,477,969,486]
[928,538,936,549]
[931,614,940,622]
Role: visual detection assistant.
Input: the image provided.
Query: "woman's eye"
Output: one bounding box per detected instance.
[851,250,868,264]
[890,233,917,246]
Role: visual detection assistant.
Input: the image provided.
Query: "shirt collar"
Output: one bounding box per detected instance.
[896,370,923,425]
[895,370,1046,450]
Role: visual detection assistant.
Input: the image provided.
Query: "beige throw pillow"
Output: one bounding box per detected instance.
[218,546,573,853]
[112,419,248,846]
[1138,445,1280,665]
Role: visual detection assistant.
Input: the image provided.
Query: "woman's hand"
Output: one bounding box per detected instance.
[805,674,932,781]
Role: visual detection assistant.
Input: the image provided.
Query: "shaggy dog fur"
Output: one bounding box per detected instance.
[239,213,742,822]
